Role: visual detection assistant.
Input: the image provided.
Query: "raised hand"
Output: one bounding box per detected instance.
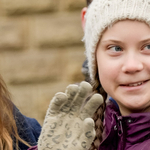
[38,81,103,150]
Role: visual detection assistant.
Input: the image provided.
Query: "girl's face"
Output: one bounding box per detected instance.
[97,20,150,115]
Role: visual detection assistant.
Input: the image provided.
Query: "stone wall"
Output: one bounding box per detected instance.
[0,0,86,124]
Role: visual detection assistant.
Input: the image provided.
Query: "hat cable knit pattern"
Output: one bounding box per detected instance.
[84,0,150,82]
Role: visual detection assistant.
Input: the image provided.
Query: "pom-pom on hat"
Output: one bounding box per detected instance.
[84,0,150,83]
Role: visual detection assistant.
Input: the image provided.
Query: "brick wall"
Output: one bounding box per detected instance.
[0,0,86,124]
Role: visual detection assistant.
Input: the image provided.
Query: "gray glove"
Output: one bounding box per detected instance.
[38,81,103,150]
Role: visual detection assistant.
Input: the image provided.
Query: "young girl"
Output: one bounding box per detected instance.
[30,0,150,150]
[0,75,41,150]
[84,0,150,149]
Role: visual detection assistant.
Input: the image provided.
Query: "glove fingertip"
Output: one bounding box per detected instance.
[54,92,67,102]
[55,92,67,97]
[84,118,95,128]
[91,93,104,105]
[80,81,92,91]
[65,84,79,96]
[48,92,67,114]
[78,81,92,98]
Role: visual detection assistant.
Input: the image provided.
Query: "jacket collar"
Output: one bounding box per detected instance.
[99,99,150,150]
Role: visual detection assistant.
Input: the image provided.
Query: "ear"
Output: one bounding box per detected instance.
[81,7,87,31]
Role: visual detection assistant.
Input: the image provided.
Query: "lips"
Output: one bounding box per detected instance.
[121,80,149,87]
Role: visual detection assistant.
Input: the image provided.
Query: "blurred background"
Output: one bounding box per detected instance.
[0,0,86,124]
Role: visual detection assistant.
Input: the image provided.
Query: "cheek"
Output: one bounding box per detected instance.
[96,49,120,90]
[97,60,111,85]
[97,58,118,90]
[145,60,150,71]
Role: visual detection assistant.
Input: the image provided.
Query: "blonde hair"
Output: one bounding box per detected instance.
[0,76,30,150]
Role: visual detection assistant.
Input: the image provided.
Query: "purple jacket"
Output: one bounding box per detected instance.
[29,100,150,150]
[99,101,150,150]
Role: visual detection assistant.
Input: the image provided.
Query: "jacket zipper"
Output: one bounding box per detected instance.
[117,116,125,150]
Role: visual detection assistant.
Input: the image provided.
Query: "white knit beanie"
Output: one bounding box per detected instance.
[84,0,150,83]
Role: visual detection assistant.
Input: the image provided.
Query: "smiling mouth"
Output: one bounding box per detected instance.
[121,80,149,87]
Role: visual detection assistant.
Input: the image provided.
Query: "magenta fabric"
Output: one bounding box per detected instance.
[28,146,38,150]
[99,100,150,150]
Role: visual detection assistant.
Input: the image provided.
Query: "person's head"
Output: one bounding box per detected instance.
[83,0,150,149]
[97,20,150,115]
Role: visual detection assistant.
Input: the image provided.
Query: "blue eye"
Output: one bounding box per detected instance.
[145,45,150,50]
[109,46,122,52]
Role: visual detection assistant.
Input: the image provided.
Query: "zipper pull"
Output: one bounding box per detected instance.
[117,116,123,136]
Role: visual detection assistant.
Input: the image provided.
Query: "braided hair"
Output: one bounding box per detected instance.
[89,71,107,150]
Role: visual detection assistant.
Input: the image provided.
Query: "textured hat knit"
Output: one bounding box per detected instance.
[84,0,150,83]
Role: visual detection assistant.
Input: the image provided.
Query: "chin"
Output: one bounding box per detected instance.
[125,104,150,114]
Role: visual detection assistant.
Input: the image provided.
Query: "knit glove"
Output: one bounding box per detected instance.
[38,81,103,150]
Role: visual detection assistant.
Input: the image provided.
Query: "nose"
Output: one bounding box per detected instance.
[122,55,143,74]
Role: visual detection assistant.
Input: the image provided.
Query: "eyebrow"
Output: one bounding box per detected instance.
[100,39,124,44]
[101,38,150,44]
[139,38,150,44]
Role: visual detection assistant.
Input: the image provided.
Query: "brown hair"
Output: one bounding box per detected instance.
[0,75,30,150]
[88,70,107,150]
[86,0,93,6]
